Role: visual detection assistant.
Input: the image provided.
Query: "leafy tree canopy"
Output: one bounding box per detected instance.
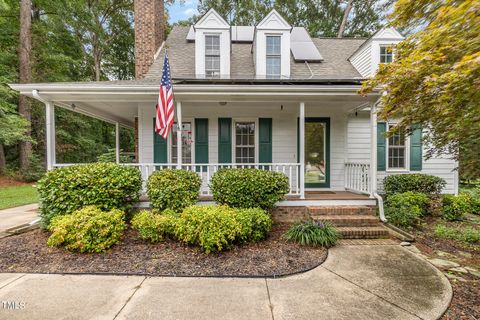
[361,0,480,179]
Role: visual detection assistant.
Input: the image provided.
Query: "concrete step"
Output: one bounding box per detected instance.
[314,215,380,227]
[308,206,375,216]
[337,226,390,239]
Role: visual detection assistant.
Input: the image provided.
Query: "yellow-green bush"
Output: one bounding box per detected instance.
[47,206,126,253]
[235,208,272,242]
[131,209,178,242]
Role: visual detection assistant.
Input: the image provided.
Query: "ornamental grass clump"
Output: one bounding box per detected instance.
[285,220,339,248]
[47,206,126,253]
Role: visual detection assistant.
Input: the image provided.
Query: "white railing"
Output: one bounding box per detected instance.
[125,163,301,196]
[345,162,371,195]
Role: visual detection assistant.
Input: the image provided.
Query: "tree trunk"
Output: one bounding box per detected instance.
[337,0,354,38]
[18,0,32,171]
[0,144,6,175]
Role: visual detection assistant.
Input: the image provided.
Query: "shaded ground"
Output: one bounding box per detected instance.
[0,176,32,187]
[412,216,480,320]
[0,223,327,277]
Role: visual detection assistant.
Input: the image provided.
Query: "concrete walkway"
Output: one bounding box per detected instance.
[0,245,451,320]
[0,204,38,237]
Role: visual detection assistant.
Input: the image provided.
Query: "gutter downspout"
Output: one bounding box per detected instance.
[370,98,386,222]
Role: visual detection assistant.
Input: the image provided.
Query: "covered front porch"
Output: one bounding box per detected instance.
[12,82,380,201]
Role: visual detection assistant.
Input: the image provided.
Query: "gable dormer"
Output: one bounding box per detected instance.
[254,10,292,79]
[194,9,230,78]
[349,27,404,78]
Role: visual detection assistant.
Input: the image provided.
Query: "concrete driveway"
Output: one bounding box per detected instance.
[0,245,451,320]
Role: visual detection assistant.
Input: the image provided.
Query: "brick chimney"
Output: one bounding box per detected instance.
[134,0,164,79]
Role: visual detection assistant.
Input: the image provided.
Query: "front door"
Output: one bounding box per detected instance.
[303,118,330,188]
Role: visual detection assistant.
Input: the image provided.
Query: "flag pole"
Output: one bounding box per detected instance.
[176,101,182,169]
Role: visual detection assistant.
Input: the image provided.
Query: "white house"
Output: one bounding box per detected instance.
[10,7,458,206]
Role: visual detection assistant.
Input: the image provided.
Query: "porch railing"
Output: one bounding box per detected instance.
[125,163,301,196]
[344,162,371,195]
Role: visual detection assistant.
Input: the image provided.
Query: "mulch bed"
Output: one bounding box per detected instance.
[0,223,327,277]
[0,176,31,187]
[411,217,480,320]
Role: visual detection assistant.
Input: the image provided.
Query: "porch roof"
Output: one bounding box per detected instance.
[9,82,380,127]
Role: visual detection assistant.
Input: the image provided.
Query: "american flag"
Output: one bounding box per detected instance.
[155,50,174,139]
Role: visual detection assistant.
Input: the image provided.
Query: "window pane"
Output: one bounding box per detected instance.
[266,36,281,55]
[235,122,255,164]
[171,122,192,163]
[266,57,281,77]
[205,35,220,55]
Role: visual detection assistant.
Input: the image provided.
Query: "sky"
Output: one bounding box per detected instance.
[167,0,200,24]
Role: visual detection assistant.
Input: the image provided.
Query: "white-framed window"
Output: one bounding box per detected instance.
[266,35,281,78]
[171,122,193,163]
[205,34,220,77]
[235,121,255,163]
[387,124,407,170]
[380,45,394,64]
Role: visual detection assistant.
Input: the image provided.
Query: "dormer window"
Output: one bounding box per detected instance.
[380,45,394,64]
[266,35,281,78]
[205,35,220,77]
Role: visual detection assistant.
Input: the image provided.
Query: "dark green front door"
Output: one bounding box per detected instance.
[301,118,330,188]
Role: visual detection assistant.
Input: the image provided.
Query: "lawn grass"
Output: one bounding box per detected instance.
[0,185,38,210]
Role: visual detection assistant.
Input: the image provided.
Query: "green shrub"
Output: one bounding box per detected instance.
[284,220,339,247]
[131,209,178,242]
[235,208,272,242]
[147,169,201,212]
[442,194,471,221]
[434,224,480,244]
[37,163,142,228]
[47,206,126,253]
[173,205,273,253]
[384,192,429,228]
[383,174,446,196]
[210,168,289,210]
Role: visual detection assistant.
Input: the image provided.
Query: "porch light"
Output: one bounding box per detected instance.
[219,101,227,106]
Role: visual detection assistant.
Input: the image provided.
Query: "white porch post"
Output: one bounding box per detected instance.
[299,102,305,199]
[176,101,182,169]
[45,102,56,170]
[370,102,378,198]
[115,122,120,164]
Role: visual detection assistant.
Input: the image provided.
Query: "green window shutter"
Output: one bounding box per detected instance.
[410,124,423,171]
[195,118,209,164]
[153,118,167,163]
[259,118,272,163]
[218,118,232,163]
[377,122,386,171]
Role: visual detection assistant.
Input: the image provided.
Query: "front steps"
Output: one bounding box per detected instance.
[308,206,390,240]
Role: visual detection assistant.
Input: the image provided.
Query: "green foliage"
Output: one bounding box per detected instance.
[361,0,480,179]
[434,224,480,244]
[19,154,46,182]
[173,205,273,253]
[47,206,126,253]
[442,194,471,221]
[210,168,289,210]
[96,148,134,164]
[131,209,178,243]
[384,192,429,227]
[383,174,446,196]
[284,220,339,247]
[37,163,141,228]
[147,169,202,212]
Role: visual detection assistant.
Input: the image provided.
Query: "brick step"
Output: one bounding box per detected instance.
[307,206,375,216]
[313,215,380,227]
[337,226,390,239]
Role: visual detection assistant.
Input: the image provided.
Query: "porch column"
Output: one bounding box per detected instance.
[115,122,120,164]
[370,102,378,198]
[176,101,182,169]
[45,102,56,170]
[299,102,305,199]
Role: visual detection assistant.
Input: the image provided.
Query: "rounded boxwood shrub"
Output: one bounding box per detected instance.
[47,206,126,253]
[37,163,142,228]
[384,192,430,228]
[383,173,446,196]
[442,194,471,221]
[284,220,339,247]
[131,209,178,242]
[147,169,201,212]
[210,168,289,210]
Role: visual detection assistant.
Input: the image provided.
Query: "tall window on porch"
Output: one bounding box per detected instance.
[235,122,255,163]
[266,35,281,78]
[387,125,406,169]
[205,35,220,77]
[171,122,192,163]
[380,45,394,64]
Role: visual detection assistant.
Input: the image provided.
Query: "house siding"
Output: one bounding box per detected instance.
[350,44,371,78]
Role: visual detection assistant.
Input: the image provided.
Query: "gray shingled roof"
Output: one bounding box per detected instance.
[145,25,366,81]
